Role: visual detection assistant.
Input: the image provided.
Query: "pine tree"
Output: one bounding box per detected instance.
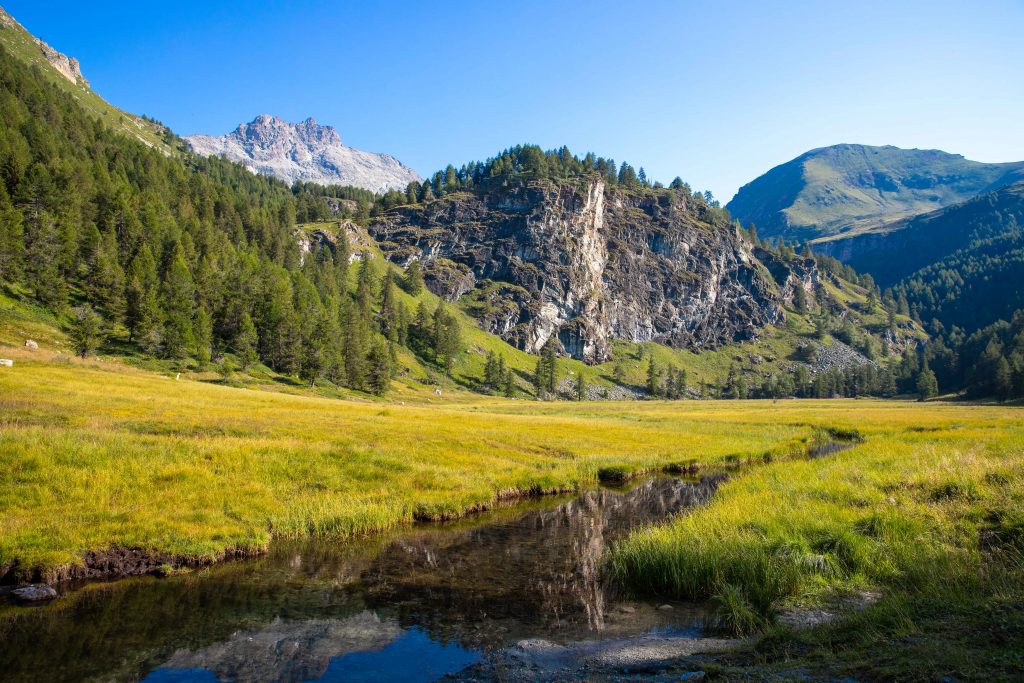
[410,301,432,354]
[916,365,938,401]
[161,247,196,360]
[501,364,516,398]
[483,351,500,390]
[125,246,159,343]
[378,273,400,341]
[366,339,392,395]
[194,305,213,368]
[70,305,104,358]
[994,356,1013,402]
[794,285,808,314]
[612,360,625,383]
[646,358,660,398]
[402,259,425,296]
[574,371,588,401]
[432,304,462,376]
[342,298,369,389]
[235,311,259,370]
[355,258,377,316]
[299,315,333,387]
[0,184,24,280]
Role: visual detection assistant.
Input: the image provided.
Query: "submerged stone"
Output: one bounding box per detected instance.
[13,585,57,602]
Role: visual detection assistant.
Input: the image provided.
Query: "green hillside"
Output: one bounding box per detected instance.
[0,5,172,152]
[727,144,1024,242]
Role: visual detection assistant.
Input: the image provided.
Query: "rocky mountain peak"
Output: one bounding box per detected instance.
[186,115,419,193]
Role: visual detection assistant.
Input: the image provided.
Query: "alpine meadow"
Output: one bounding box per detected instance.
[1,3,1022,682]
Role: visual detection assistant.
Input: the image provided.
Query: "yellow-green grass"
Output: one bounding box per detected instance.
[1,349,819,578]
[608,400,1024,675]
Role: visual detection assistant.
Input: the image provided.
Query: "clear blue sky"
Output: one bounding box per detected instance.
[5,0,1023,201]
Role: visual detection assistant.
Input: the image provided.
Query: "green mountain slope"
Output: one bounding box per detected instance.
[727,144,1024,242]
[0,4,172,152]
[882,183,1024,332]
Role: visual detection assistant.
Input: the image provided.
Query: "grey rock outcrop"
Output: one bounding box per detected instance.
[370,179,807,363]
[186,115,420,193]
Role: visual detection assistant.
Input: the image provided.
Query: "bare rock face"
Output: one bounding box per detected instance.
[186,115,420,193]
[370,179,806,363]
[36,39,88,87]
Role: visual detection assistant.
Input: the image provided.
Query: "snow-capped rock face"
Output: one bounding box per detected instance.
[185,115,420,193]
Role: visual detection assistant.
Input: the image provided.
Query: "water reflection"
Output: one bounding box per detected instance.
[0,476,721,682]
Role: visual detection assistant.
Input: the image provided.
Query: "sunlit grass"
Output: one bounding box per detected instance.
[0,350,815,577]
[608,407,1024,652]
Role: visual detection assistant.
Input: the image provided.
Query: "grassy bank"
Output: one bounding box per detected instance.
[608,402,1024,678]
[1,349,817,579]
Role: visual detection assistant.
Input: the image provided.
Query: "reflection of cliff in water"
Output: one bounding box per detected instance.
[161,612,402,682]
[360,475,724,645]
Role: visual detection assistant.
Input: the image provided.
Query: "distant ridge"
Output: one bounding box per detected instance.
[186,115,421,193]
[727,144,1024,242]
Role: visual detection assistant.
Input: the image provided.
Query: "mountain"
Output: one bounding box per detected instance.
[0,5,171,151]
[368,176,806,363]
[727,144,1024,242]
[186,115,420,193]
[0,2,922,401]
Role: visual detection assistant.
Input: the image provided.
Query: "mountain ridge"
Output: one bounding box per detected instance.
[186,115,421,193]
[727,143,1024,242]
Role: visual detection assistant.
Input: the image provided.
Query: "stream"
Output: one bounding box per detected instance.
[0,476,726,682]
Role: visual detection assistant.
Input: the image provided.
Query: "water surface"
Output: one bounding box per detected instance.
[0,476,720,682]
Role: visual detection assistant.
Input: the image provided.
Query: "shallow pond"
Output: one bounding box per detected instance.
[0,476,723,682]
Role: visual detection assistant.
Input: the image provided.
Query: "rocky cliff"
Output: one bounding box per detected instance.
[370,179,814,363]
[186,115,420,193]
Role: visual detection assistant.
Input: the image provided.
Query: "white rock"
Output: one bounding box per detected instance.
[185,115,420,193]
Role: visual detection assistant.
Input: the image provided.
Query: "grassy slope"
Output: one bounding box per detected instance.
[0,7,171,151]
[729,144,1024,242]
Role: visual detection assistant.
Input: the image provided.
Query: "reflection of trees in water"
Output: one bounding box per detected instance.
[360,476,723,646]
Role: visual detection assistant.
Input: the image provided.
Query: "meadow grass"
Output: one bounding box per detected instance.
[607,400,1024,677]
[2,348,1022,676]
[0,348,816,578]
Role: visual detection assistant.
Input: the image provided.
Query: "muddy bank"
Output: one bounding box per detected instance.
[1,544,264,587]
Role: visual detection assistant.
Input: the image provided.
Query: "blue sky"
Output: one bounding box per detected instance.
[5,0,1023,201]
